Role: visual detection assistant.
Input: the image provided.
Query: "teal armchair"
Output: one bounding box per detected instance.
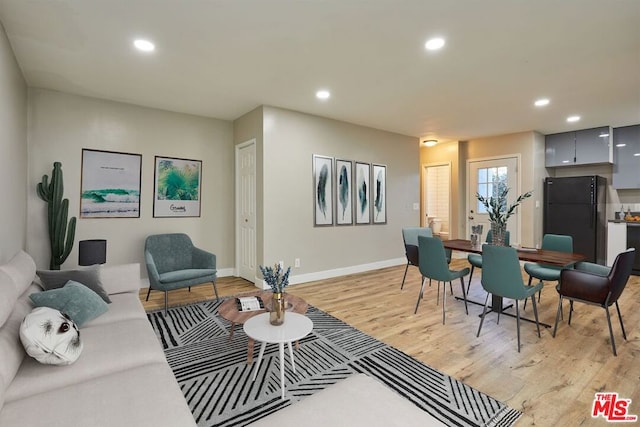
[144,233,219,314]
[477,244,543,352]
[415,236,469,323]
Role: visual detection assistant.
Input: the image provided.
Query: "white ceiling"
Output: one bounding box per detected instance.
[1,0,639,143]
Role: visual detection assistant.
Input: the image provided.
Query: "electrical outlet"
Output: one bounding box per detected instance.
[294,258,300,268]
[413,203,420,211]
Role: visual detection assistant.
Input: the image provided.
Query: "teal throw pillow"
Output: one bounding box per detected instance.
[29,280,109,327]
[36,266,111,303]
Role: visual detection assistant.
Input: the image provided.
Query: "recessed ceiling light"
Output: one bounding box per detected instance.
[425,37,445,51]
[562,160,571,164]
[534,98,550,107]
[634,153,640,157]
[134,39,155,52]
[566,115,581,123]
[599,132,610,137]
[316,90,330,100]
[422,140,438,147]
[616,144,627,147]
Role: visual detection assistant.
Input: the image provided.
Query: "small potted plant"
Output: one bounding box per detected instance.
[259,263,291,325]
[476,187,532,246]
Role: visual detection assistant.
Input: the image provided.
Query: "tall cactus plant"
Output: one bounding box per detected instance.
[36,162,76,270]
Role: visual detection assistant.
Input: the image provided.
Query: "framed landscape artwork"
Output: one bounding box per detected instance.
[153,156,202,218]
[355,161,371,224]
[372,163,387,224]
[313,154,334,226]
[80,149,142,218]
[335,159,353,225]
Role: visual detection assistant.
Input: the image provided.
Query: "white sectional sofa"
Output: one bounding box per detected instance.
[0,251,196,427]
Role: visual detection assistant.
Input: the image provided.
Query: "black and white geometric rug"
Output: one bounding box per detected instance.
[147,299,521,427]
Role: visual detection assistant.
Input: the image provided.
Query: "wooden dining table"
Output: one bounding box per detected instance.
[443,239,587,327]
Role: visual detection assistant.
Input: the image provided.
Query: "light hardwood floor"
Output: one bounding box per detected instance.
[141,260,640,426]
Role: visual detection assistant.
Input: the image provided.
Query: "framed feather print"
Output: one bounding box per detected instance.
[372,163,387,224]
[313,154,334,226]
[355,161,371,224]
[335,159,353,225]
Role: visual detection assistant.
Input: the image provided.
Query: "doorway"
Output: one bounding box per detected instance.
[467,156,521,244]
[422,163,451,238]
[235,139,256,282]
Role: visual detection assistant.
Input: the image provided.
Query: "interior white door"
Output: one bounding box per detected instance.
[467,157,519,245]
[237,141,256,282]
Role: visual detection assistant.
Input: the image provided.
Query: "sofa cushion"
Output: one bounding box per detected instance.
[0,363,197,427]
[99,263,141,295]
[0,251,36,327]
[37,266,111,303]
[0,284,39,412]
[19,307,83,366]
[82,292,147,328]
[5,318,166,402]
[29,281,108,327]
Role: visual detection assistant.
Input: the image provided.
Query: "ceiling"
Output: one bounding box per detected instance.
[1,0,639,143]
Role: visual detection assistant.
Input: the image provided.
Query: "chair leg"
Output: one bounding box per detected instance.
[212,280,220,301]
[449,281,453,296]
[516,300,521,352]
[605,306,618,356]
[466,265,475,294]
[531,294,541,338]
[442,281,447,325]
[459,277,468,315]
[436,281,440,305]
[188,286,191,292]
[414,277,427,314]
[400,262,410,290]
[568,300,574,325]
[164,291,168,316]
[523,276,533,310]
[615,301,627,341]
[145,287,152,301]
[553,296,563,337]
[476,293,491,337]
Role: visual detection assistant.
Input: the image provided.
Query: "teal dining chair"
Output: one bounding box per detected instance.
[477,244,543,352]
[400,227,433,289]
[523,234,573,307]
[415,236,469,324]
[466,230,510,293]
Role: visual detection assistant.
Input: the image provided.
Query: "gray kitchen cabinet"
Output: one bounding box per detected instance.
[545,126,612,167]
[612,124,640,189]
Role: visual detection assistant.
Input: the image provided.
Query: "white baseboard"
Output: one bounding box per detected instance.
[140,260,406,291]
[286,257,406,287]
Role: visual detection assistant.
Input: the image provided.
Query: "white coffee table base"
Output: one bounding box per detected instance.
[243,312,313,400]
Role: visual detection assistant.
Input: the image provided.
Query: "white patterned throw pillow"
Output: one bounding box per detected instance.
[20,307,83,365]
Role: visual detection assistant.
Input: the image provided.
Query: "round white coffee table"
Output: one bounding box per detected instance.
[243,312,313,400]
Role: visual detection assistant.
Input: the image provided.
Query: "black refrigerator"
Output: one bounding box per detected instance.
[543,176,607,265]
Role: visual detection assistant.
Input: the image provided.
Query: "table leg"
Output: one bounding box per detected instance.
[279,342,285,400]
[287,341,296,373]
[251,342,266,381]
[246,337,255,364]
[228,322,236,340]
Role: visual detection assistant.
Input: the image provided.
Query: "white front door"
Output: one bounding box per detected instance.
[236,140,256,282]
[467,157,520,245]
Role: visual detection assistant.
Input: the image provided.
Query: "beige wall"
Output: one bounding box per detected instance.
[0,22,27,263]
[261,106,420,278]
[26,89,235,273]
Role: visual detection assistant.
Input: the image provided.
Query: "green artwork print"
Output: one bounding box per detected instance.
[156,159,200,200]
[153,156,202,217]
